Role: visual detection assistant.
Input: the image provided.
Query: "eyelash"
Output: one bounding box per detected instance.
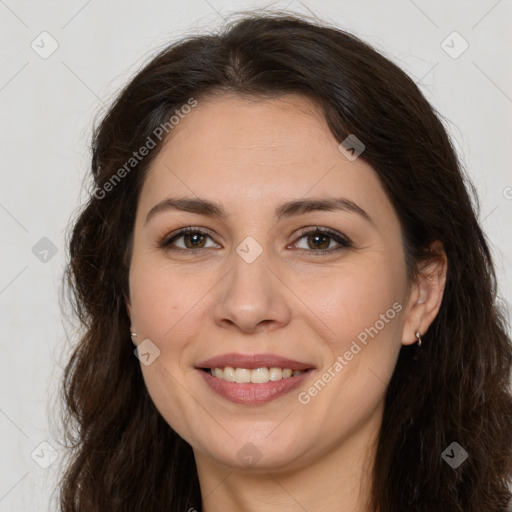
[158,226,352,256]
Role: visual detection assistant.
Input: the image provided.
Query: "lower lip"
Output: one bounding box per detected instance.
[197,369,313,405]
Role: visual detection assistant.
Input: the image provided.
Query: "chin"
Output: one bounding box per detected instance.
[190,425,314,473]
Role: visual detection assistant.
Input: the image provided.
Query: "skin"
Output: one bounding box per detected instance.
[127,94,447,512]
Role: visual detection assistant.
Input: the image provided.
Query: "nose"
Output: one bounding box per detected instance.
[212,248,292,334]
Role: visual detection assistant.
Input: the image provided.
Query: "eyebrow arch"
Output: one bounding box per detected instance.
[145,196,373,225]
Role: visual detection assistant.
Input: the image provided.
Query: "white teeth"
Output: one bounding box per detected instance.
[223,366,235,382]
[207,366,305,383]
[234,368,251,383]
[251,367,269,383]
[269,367,283,381]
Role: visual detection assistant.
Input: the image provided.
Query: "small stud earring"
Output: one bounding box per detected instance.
[415,330,423,347]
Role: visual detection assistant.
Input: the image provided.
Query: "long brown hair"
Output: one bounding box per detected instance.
[59,11,512,511]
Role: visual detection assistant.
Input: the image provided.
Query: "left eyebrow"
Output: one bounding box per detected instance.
[144,196,374,226]
[274,197,374,225]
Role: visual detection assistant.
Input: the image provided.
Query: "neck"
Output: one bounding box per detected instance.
[194,409,381,512]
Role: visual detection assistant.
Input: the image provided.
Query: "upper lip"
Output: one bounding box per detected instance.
[195,353,315,371]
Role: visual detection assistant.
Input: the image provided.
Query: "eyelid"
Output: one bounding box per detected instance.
[159,225,352,254]
[290,226,352,253]
[159,226,220,249]
[293,226,351,243]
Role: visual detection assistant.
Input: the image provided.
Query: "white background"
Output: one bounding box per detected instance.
[1,0,511,510]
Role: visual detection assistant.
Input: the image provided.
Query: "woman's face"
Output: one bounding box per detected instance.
[127,94,423,472]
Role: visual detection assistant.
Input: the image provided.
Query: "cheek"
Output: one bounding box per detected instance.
[129,256,202,339]
[128,258,202,435]
[297,258,405,352]
[292,263,405,434]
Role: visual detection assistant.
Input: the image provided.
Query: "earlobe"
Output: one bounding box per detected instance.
[402,244,447,346]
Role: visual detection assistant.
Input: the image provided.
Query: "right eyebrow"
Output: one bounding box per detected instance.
[145,197,227,225]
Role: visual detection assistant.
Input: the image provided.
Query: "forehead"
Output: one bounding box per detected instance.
[137,94,394,226]
[160,93,334,162]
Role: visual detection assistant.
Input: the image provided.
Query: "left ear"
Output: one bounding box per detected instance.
[401,241,447,346]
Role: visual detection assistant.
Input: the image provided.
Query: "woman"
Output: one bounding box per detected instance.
[59,11,512,512]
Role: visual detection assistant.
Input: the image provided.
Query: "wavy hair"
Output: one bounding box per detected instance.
[59,11,512,511]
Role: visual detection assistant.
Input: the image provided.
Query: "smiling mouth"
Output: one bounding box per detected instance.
[200,366,311,384]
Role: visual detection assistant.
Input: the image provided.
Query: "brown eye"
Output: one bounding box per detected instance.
[306,232,331,250]
[182,232,207,249]
[160,228,220,251]
[293,227,352,255]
